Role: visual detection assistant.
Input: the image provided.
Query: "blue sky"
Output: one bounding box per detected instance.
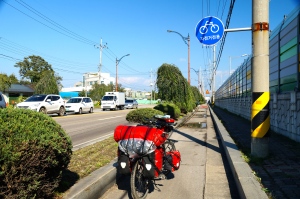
[0,0,299,94]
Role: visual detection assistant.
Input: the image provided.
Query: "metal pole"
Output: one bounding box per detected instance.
[95,39,107,84]
[251,0,270,158]
[84,73,87,97]
[198,68,200,93]
[99,39,103,83]
[229,56,232,76]
[212,45,216,103]
[188,34,190,84]
[167,30,190,84]
[116,58,118,92]
[115,54,130,92]
[150,68,153,104]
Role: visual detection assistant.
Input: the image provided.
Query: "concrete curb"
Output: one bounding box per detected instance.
[63,158,117,199]
[208,106,268,199]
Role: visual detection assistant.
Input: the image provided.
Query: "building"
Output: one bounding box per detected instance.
[61,72,115,93]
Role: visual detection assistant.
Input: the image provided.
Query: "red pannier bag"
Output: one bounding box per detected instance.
[165,150,181,172]
[114,125,167,157]
[114,125,166,146]
[154,147,163,177]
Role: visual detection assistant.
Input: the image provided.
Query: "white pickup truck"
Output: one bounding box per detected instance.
[101,92,125,111]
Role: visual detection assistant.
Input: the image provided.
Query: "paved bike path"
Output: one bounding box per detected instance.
[63,105,266,199]
[99,106,236,199]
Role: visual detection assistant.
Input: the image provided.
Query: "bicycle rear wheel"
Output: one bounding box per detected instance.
[162,140,176,175]
[130,160,149,199]
[163,140,176,152]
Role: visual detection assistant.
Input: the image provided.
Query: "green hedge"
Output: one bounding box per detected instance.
[0,108,72,198]
[153,102,180,120]
[126,108,163,123]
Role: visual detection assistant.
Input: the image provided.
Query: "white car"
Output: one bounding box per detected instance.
[0,92,8,108]
[65,97,94,114]
[16,94,65,116]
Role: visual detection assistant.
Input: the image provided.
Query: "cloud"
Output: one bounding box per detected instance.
[119,76,153,90]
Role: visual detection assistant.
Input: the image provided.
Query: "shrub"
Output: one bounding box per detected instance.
[153,102,180,120]
[0,108,72,198]
[126,108,163,123]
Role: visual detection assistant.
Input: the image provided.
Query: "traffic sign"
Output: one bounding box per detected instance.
[195,16,224,46]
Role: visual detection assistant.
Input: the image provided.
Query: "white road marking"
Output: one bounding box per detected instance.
[72,133,114,151]
[97,116,123,121]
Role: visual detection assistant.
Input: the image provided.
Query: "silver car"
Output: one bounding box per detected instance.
[125,99,138,109]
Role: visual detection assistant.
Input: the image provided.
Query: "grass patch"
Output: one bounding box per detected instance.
[55,136,118,197]
[182,122,202,128]
[68,137,118,178]
[241,151,265,165]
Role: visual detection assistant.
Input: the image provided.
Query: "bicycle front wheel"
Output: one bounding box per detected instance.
[130,161,149,199]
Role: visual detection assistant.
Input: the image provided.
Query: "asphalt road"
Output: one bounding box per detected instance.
[52,105,154,151]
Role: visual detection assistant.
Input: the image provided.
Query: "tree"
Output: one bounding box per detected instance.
[15,55,54,84]
[88,82,125,102]
[89,83,106,101]
[78,90,86,97]
[34,70,59,94]
[191,86,205,105]
[156,63,195,113]
[8,74,18,84]
[0,73,18,92]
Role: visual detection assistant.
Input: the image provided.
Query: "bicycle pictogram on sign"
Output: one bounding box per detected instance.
[195,16,224,46]
[199,21,219,34]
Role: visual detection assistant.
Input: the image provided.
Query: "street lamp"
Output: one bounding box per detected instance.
[229,54,249,75]
[116,54,130,92]
[191,67,205,96]
[191,67,200,92]
[167,30,190,84]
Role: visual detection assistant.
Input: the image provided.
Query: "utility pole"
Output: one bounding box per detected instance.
[251,0,270,158]
[187,34,190,84]
[94,39,107,84]
[212,45,216,103]
[150,68,153,104]
[199,67,205,96]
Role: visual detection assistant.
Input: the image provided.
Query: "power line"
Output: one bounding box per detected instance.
[215,0,236,71]
[16,0,98,45]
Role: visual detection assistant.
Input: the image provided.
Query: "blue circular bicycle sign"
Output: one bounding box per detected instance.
[195,16,224,46]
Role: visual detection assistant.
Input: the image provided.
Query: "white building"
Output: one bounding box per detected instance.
[61,72,115,92]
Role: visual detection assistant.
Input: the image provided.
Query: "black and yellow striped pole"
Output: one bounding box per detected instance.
[251,0,270,158]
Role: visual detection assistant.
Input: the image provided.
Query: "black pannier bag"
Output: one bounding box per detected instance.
[142,152,155,179]
[117,150,130,175]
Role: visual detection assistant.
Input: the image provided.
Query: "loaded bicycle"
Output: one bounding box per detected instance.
[114,115,181,199]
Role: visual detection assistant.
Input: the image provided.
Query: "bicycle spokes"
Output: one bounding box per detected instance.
[131,161,149,199]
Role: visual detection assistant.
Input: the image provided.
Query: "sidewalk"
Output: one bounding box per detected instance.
[210,105,300,199]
